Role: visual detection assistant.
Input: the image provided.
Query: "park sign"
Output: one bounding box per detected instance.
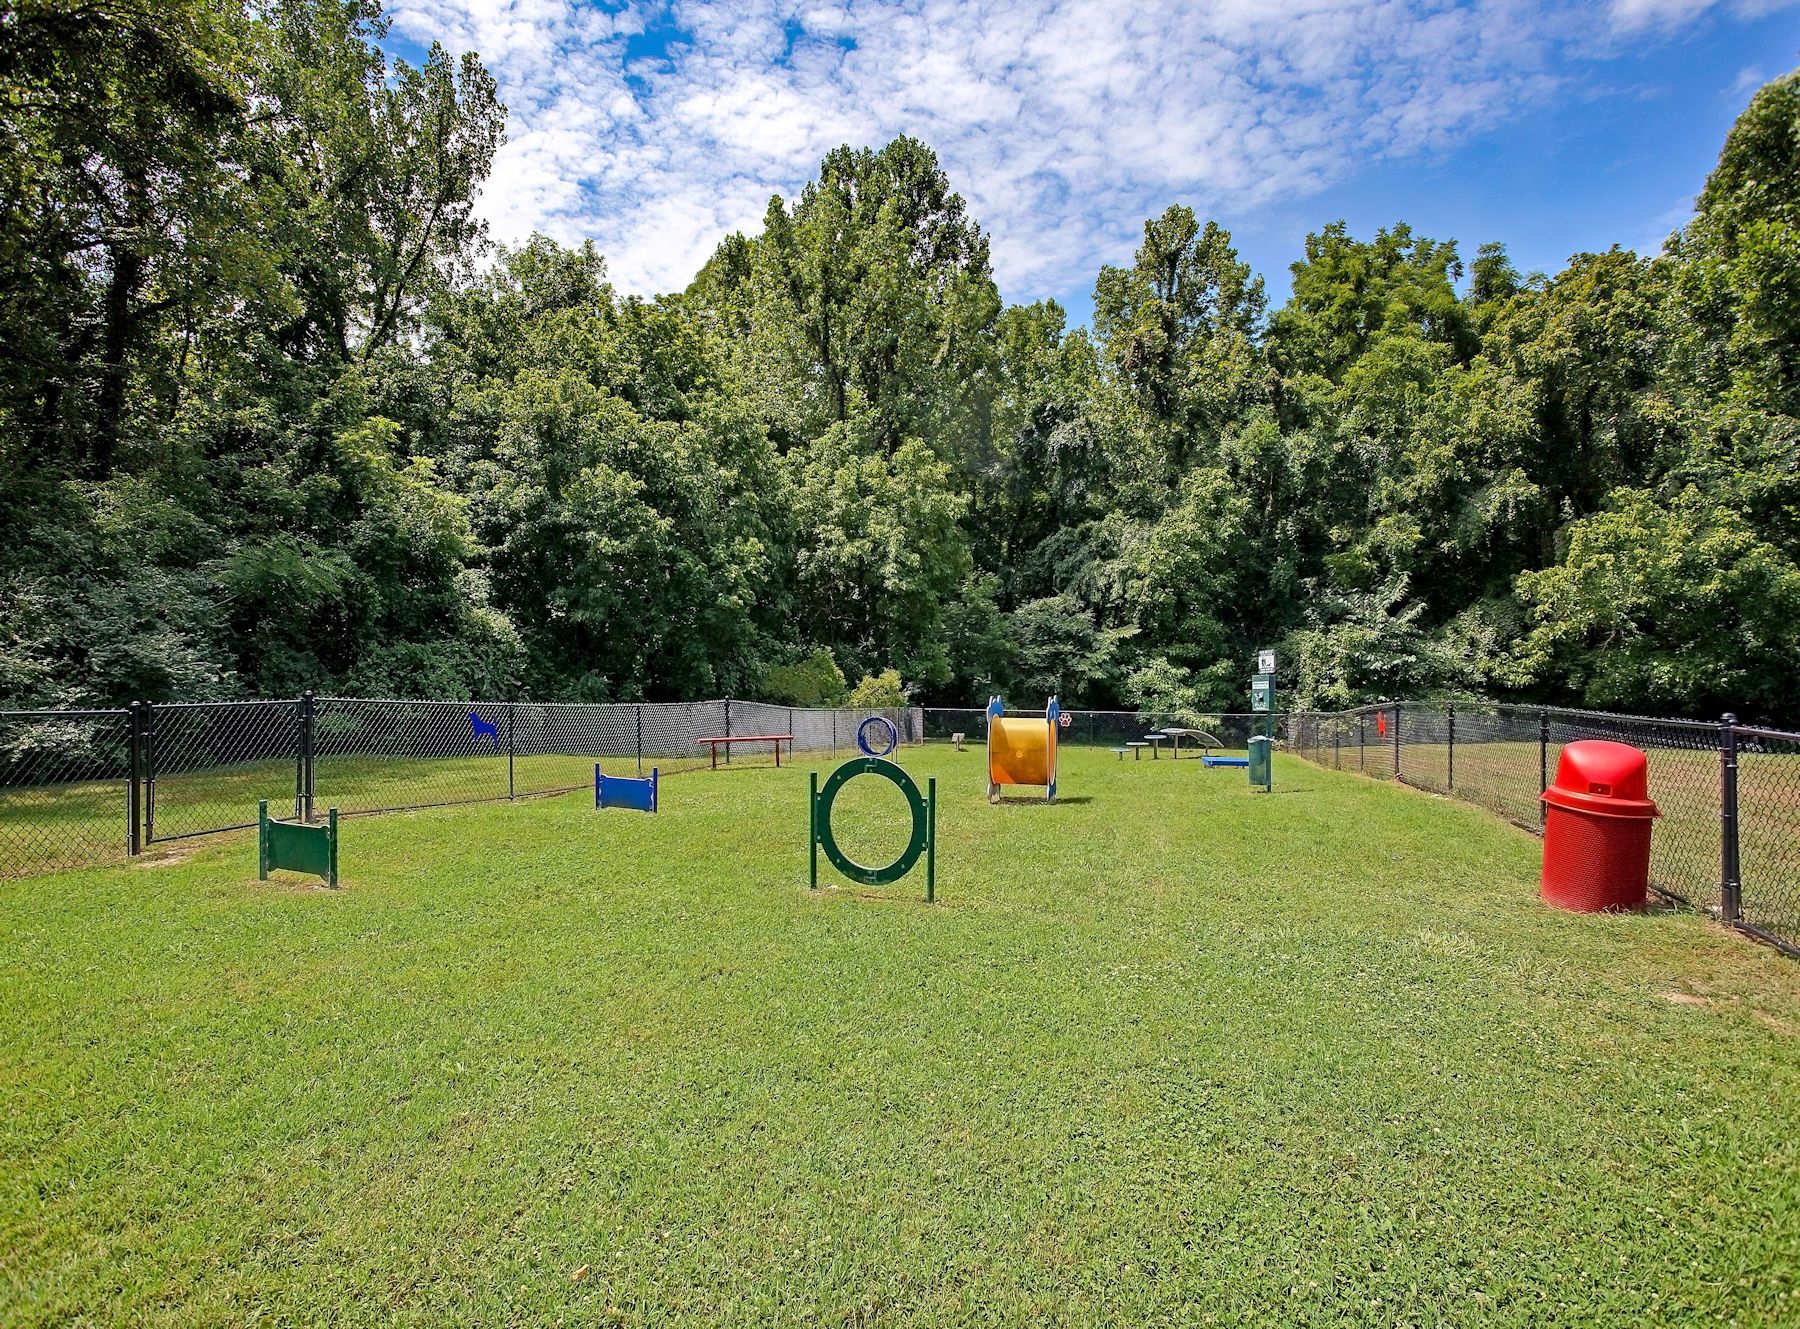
[1257,649,1276,675]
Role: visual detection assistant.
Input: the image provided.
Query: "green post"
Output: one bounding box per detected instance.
[808,771,819,890]
[327,808,339,890]
[1250,652,1276,793]
[257,800,269,880]
[926,777,937,903]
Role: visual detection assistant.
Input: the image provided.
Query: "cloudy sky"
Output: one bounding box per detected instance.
[383,0,1799,322]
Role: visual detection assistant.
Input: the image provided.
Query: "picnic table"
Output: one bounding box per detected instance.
[1143,733,1168,759]
[695,733,793,769]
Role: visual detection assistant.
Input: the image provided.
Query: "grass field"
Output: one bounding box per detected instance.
[4,747,1800,1326]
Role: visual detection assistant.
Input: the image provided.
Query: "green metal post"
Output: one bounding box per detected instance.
[926,777,937,903]
[257,800,269,880]
[327,807,339,890]
[808,771,818,890]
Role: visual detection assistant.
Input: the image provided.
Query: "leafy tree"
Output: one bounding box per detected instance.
[1094,208,1268,470]
[1516,488,1800,720]
[688,136,1000,462]
[790,425,971,689]
[847,669,906,707]
[760,649,847,708]
[1270,221,1475,384]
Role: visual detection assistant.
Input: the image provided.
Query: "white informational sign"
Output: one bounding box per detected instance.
[1257,649,1276,675]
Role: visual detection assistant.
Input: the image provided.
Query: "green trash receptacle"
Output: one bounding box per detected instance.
[1248,735,1272,791]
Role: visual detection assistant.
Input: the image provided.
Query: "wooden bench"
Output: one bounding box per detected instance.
[695,733,793,769]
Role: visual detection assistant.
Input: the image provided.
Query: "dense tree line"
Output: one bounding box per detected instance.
[4,1,1797,722]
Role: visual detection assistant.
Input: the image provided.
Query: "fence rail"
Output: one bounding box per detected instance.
[1289,702,1800,958]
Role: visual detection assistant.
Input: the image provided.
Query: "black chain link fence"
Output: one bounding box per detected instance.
[0,696,923,878]
[144,700,301,842]
[921,707,1271,756]
[0,709,134,878]
[7,692,1799,958]
[1735,725,1800,953]
[1291,702,1800,956]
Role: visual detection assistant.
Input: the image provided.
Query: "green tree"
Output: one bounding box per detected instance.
[1094,208,1268,470]
[1516,488,1800,720]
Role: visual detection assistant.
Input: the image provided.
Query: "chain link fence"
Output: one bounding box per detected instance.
[1291,702,1800,956]
[0,695,920,879]
[7,691,1799,958]
[921,707,1271,755]
[0,709,135,877]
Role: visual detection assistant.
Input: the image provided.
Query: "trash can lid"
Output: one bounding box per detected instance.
[1541,739,1660,818]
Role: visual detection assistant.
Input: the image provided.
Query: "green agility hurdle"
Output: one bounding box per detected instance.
[258,799,339,889]
[809,758,938,901]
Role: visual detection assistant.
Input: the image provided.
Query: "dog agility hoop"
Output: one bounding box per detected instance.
[809,758,937,900]
[855,715,900,758]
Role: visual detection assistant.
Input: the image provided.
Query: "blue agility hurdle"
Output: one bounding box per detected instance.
[1202,755,1249,768]
[595,764,658,813]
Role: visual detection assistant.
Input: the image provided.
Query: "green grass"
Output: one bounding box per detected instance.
[4,747,1800,1326]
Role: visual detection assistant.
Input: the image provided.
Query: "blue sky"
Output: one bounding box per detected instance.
[383,1,1799,326]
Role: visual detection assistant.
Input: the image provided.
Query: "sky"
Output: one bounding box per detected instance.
[381,0,1800,326]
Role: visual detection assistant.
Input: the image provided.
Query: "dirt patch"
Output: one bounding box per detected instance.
[1753,1009,1797,1035]
[133,845,207,869]
[1661,991,1710,1006]
[250,873,345,895]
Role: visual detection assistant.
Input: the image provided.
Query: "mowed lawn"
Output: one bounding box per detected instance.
[3,748,1799,1326]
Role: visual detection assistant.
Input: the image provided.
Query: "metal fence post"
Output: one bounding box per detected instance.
[128,702,142,857]
[1539,709,1550,828]
[1446,701,1455,791]
[724,696,732,766]
[1721,712,1742,923]
[1392,702,1400,776]
[1358,710,1366,773]
[300,691,315,823]
[636,703,643,777]
[507,701,516,801]
[143,701,157,844]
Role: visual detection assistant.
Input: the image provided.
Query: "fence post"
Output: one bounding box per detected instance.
[724,696,731,766]
[300,691,316,823]
[1539,709,1550,828]
[1358,710,1366,773]
[636,703,643,778]
[143,701,156,844]
[507,701,516,801]
[1721,712,1742,923]
[1392,702,1400,777]
[832,710,838,759]
[127,702,142,857]
[1446,701,1455,791]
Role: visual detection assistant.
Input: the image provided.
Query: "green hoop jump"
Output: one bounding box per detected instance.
[809,758,938,900]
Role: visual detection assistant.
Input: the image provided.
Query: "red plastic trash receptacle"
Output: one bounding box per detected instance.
[1540,740,1660,912]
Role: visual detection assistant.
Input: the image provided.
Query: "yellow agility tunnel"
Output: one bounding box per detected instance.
[985,696,1059,804]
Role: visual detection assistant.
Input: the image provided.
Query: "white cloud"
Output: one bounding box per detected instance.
[385,0,1791,302]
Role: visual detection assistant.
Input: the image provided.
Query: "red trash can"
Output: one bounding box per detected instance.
[1540,740,1660,912]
